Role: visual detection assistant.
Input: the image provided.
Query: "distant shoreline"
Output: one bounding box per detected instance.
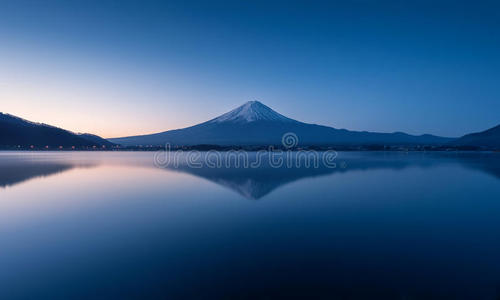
[0,145,498,152]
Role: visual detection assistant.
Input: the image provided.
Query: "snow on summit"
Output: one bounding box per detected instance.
[209,101,296,124]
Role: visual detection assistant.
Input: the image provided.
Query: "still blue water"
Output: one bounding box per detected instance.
[0,151,499,299]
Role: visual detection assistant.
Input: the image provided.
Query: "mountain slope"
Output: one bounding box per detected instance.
[109,101,453,147]
[450,124,500,149]
[77,133,115,147]
[0,113,113,148]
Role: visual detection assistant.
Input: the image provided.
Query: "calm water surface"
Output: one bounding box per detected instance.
[1,151,500,299]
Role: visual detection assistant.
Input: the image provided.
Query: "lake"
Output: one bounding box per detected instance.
[1,151,500,299]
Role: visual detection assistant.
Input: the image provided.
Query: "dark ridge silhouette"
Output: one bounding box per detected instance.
[0,112,113,148]
[449,124,500,149]
[77,133,115,147]
[109,101,454,147]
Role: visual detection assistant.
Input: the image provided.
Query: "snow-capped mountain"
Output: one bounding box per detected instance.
[109,101,453,147]
[207,100,296,124]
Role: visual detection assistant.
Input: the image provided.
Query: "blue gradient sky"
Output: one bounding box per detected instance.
[1,0,499,138]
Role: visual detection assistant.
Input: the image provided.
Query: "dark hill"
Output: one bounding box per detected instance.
[0,113,113,149]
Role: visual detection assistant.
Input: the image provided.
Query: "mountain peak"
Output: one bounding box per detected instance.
[209,101,296,124]
[244,100,262,105]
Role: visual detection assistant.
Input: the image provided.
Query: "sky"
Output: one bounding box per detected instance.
[0,0,499,138]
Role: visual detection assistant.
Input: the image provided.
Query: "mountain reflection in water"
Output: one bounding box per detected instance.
[1,151,498,200]
[1,151,500,299]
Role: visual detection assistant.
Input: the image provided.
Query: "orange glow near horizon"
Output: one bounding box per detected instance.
[0,47,238,139]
